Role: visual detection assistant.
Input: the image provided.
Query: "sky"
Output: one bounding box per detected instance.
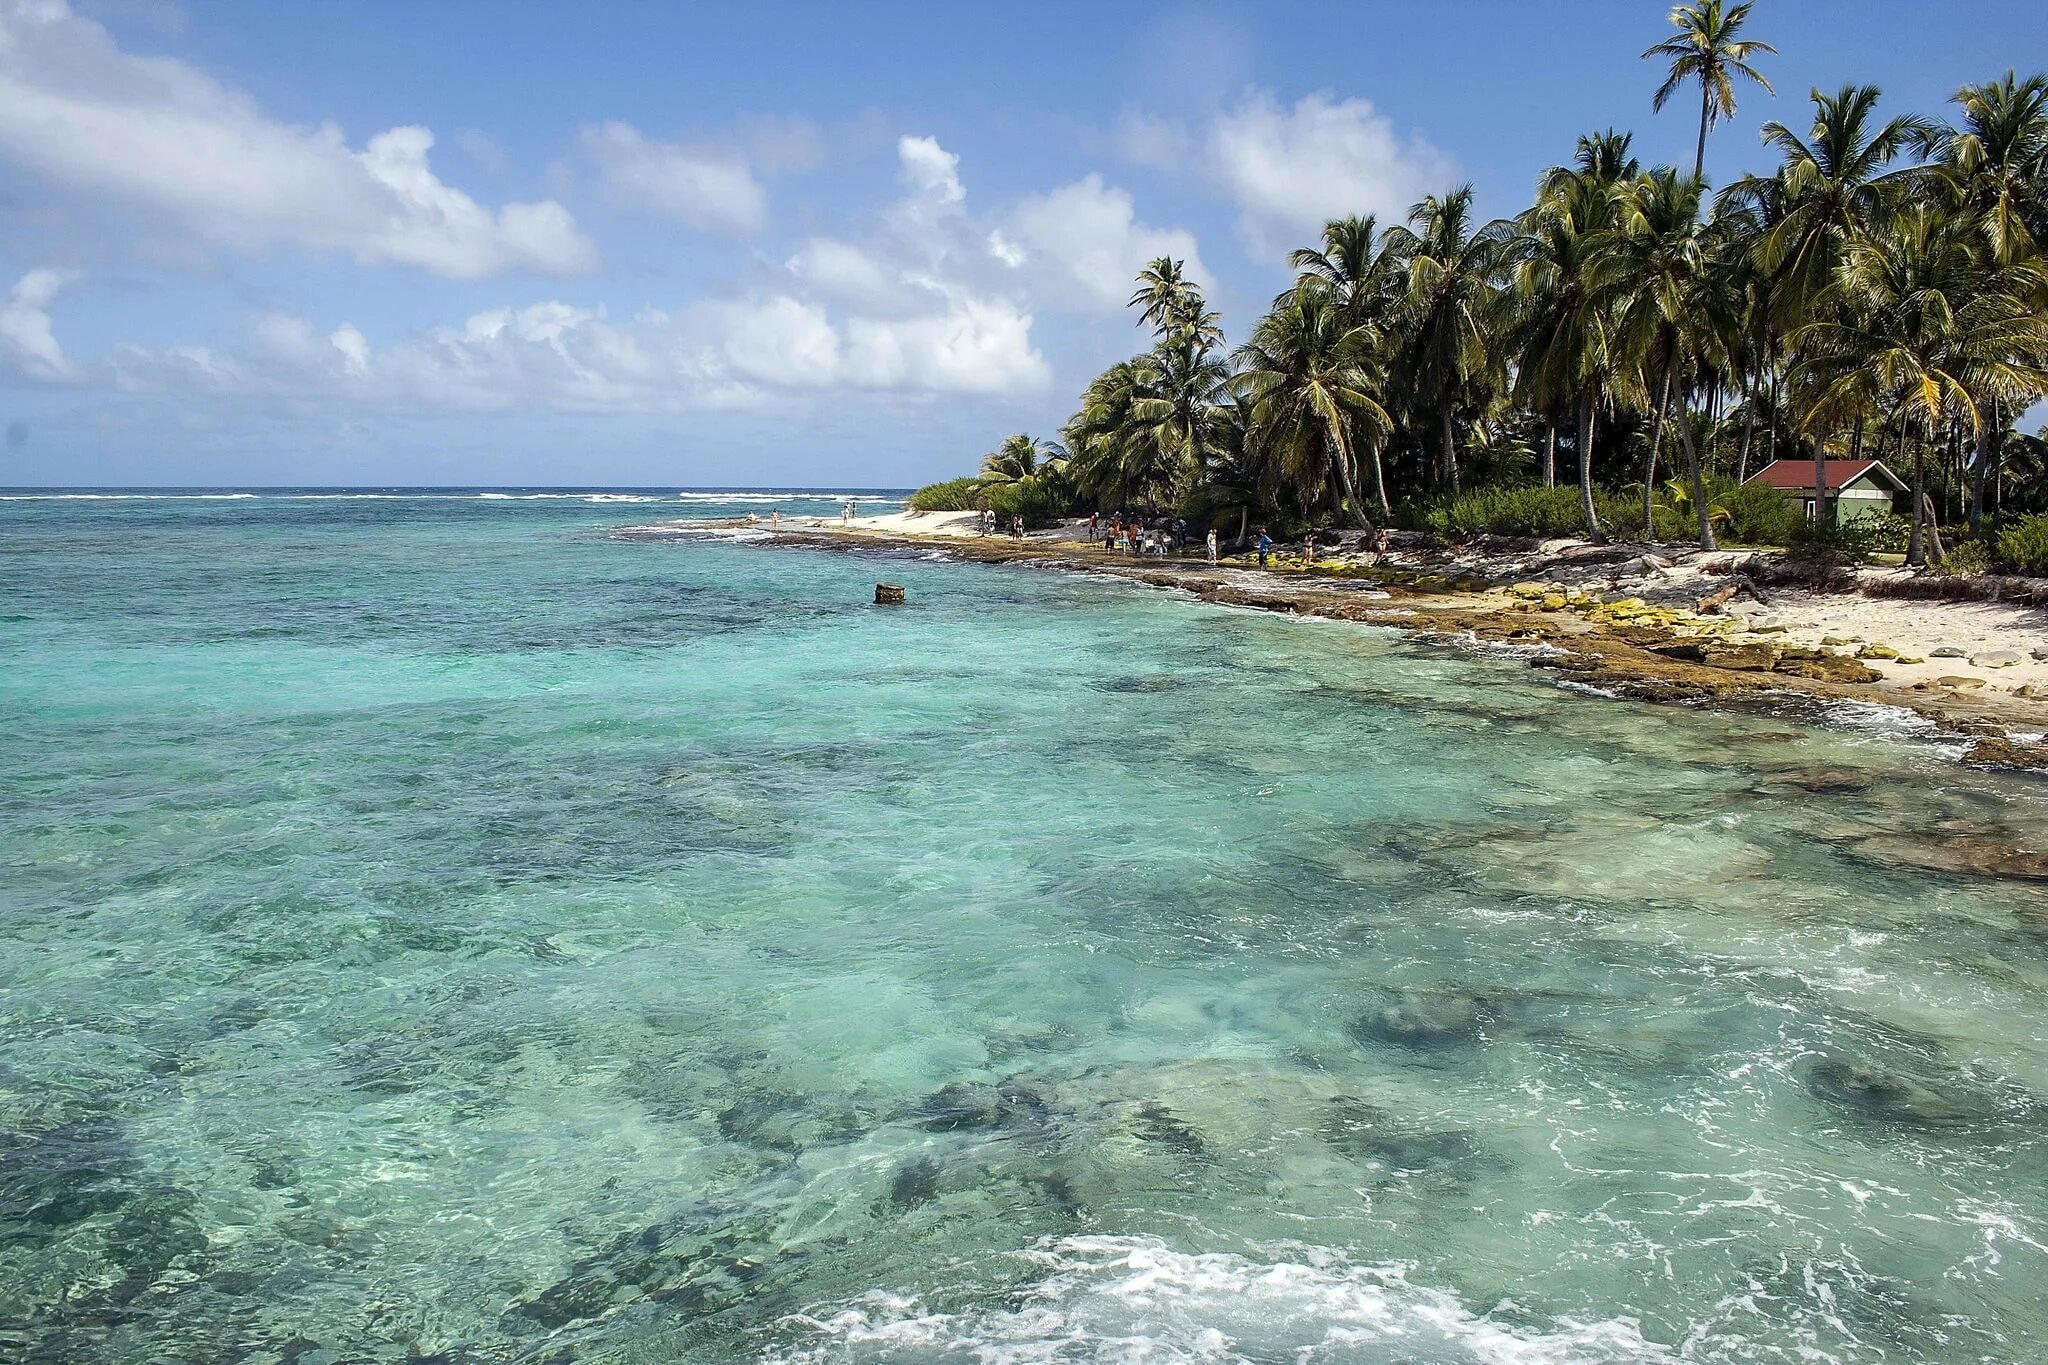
[1,0,2043,489]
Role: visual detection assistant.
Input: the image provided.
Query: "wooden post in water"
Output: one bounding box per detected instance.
[875,583,905,605]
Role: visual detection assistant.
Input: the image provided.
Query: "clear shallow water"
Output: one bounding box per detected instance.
[3,491,2047,1364]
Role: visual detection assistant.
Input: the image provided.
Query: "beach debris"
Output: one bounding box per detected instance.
[1695,576,1771,613]
[874,583,906,604]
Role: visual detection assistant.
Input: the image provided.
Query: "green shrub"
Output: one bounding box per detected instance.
[982,474,1067,528]
[1714,482,1797,546]
[1994,513,2048,575]
[1938,537,1992,576]
[1409,484,1692,541]
[1858,510,1911,554]
[907,476,982,512]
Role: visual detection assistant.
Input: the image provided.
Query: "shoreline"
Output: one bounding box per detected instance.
[636,510,2048,770]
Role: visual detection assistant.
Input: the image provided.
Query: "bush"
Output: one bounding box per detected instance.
[982,474,1067,528]
[907,476,982,512]
[1714,482,1798,546]
[1994,513,2048,575]
[1408,484,1691,541]
[1858,510,1911,555]
[1937,537,1992,576]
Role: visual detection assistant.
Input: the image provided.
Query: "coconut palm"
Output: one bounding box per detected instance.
[1286,215,1404,330]
[1790,208,2048,561]
[1922,70,2048,265]
[1385,186,1515,496]
[1599,169,1737,546]
[1128,336,1232,492]
[1644,0,1777,180]
[978,434,1067,484]
[1509,135,1647,539]
[1129,258,1200,339]
[1737,84,1934,517]
[1234,285,1394,523]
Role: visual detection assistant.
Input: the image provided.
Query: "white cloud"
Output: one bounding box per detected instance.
[1207,90,1454,256]
[0,0,596,277]
[1002,174,1208,310]
[0,268,77,380]
[581,121,767,234]
[896,135,965,207]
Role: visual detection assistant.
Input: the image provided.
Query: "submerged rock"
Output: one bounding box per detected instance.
[1096,674,1178,694]
[886,1156,942,1209]
[1320,1099,1482,1176]
[1844,832,2048,881]
[1350,991,1499,1052]
[1804,1058,1992,1128]
[1758,767,1874,796]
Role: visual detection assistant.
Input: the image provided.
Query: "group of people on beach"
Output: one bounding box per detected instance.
[977,509,1027,538]
[1089,512,1210,560]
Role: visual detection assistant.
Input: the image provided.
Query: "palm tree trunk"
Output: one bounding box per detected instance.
[1643,363,1674,538]
[1331,436,1364,527]
[1969,405,1994,535]
[1812,435,1832,528]
[1441,408,1461,497]
[1908,435,1926,566]
[1542,423,1556,489]
[1737,374,1756,482]
[1577,388,1604,543]
[1694,80,1711,181]
[1675,396,1716,551]
[1367,440,1392,517]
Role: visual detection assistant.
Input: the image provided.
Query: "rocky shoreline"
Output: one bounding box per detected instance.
[731,523,2048,772]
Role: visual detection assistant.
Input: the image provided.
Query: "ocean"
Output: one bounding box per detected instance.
[3,489,2046,1362]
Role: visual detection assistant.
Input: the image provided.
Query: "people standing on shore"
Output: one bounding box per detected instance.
[1304,532,1316,567]
[1088,511,1100,541]
[1012,513,1024,539]
[1256,527,1273,568]
[770,508,780,532]
[1206,528,1218,564]
[1173,516,1187,550]
[840,500,851,525]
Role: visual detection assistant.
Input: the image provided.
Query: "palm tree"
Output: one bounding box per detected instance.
[1129,257,1200,339]
[1509,136,1646,540]
[1599,169,1735,546]
[1644,0,1777,180]
[1790,208,2048,562]
[1287,215,1404,329]
[1128,336,1231,496]
[1923,71,2048,265]
[1234,285,1394,523]
[978,433,1067,484]
[1386,186,1514,496]
[1738,84,1933,518]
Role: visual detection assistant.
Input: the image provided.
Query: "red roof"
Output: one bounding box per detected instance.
[1743,459,1906,494]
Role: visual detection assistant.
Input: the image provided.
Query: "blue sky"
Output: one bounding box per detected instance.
[1,0,2042,488]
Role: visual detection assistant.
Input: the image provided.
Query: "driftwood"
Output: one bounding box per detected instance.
[1695,576,1773,614]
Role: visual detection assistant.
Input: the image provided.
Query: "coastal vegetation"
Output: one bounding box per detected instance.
[913,1,2048,568]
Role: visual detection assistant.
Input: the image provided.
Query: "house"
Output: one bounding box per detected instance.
[1742,459,1907,525]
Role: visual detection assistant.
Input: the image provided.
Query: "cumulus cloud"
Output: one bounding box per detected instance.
[896,135,965,207]
[1001,174,1208,309]
[0,269,77,380]
[25,130,1202,414]
[581,121,767,234]
[1208,91,1455,255]
[0,0,596,277]
[1117,90,1454,257]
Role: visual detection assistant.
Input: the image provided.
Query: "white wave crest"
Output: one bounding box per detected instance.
[770,1235,1674,1363]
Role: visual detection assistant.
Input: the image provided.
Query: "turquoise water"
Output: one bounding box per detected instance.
[4,491,2047,1364]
